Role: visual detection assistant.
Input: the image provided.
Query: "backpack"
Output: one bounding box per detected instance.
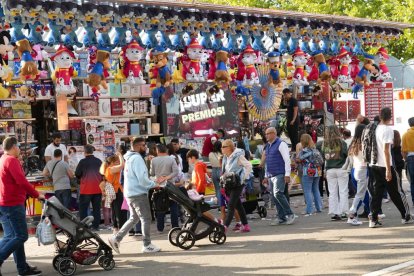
[152,189,170,212]
[362,122,378,164]
[309,148,324,167]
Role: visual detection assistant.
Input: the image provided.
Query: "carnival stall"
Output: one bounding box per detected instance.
[0,0,411,212]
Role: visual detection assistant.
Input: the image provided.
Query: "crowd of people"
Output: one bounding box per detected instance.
[1,105,414,275]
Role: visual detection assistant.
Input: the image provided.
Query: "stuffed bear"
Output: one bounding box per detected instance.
[267,51,281,87]
[313,51,331,82]
[351,53,374,99]
[152,46,171,105]
[214,48,231,86]
[51,45,77,95]
[122,40,145,84]
[16,39,39,80]
[85,47,110,100]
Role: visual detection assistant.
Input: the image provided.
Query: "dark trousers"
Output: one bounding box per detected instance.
[287,123,299,151]
[224,185,248,227]
[0,205,31,274]
[156,200,180,232]
[55,189,72,209]
[407,156,414,205]
[368,166,410,221]
[79,194,102,229]
[111,189,127,229]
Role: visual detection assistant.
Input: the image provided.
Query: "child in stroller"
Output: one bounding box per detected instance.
[164,182,226,250]
[186,182,222,225]
[41,196,115,276]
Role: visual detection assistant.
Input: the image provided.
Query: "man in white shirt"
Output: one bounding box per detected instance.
[368,107,412,228]
[44,132,68,162]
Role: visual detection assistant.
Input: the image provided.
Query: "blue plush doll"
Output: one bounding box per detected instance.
[352,38,365,56]
[112,6,132,48]
[46,2,63,46]
[97,5,114,49]
[351,53,374,99]
[170,24,186,51]
[10,16,27,43]
[82,3,99,47]
[60,2,82,48]
[252,29,266,53]
[27,20,46,46]
[151,46,172,105]
[212,30,224,52]
[143,24,159,49]
[200,26,214,50]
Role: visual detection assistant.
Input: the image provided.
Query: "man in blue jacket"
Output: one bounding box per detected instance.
[108,137,161,254]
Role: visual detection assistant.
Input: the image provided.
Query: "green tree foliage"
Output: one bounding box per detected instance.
[193,0,414,61]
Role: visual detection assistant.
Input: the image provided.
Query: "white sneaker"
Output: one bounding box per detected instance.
[286,214,296,225]
[369,220,382,228]
[378,213,386,219]
[347,217,363,226]
[142,243,161,253]
[402,215,414,224]
[108,236,120,254]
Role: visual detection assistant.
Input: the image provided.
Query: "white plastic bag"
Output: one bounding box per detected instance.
[36,202,56,246]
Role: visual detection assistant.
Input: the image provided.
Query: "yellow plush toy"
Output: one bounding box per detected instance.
[0,61,13,98]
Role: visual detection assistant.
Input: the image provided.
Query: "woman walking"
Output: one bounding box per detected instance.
[209,141,222,204]
[100,153,127,233]
[317,125,349,221]
[221,139,252,232]
[299,134,323,216]
[346,124,369,226]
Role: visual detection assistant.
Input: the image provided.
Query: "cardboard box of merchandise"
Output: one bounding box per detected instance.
[130,85,141,97]
[77,101,98,116]
[84,120,99,134]
[121,83,131,97]
[109,83,122,97]
[98,99,111,116]
[86,132,101,146]
[11,101,31,110]
[141,84,151,97]
[12,109,31,119]
[110,99,123,116]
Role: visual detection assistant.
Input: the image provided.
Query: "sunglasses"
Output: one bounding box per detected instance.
[221,146,229,148]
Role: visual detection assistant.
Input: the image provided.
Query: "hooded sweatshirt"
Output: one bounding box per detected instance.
[123,151,156,198]
[192,161,208,194]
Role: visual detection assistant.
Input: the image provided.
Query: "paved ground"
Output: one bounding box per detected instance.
[3,182,414,276]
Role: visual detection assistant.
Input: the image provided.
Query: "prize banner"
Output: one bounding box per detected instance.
[165,83,240,138]
[364,82,394,124]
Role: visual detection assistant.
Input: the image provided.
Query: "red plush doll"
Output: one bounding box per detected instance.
[122,40,145,84]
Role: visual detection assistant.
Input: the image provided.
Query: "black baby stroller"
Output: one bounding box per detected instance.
[242,164,267,218]
[42,196,114,276]
[164,182,226,250]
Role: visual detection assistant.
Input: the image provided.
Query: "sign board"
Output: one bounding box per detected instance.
[333,99,361,122]
[364,82,394,124]
[164,83,240,138]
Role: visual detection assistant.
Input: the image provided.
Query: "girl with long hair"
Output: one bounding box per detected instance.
[347,124,368,226]
[317,125,349,221]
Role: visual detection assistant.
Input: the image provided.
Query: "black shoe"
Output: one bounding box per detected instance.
[331,215,342,221]
[358,211,369,218]
[128,230,135,236]
[18,267,42,276]
[27,263,37,271]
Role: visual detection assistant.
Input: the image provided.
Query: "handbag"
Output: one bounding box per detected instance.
[220,172,241,190]
[46,160,61,183]
[36,201,56,246]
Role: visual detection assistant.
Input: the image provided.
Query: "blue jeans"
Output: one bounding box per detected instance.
[407,156,414,205]
[302,175,322,214]
[79,194,102,229]
[270,175,293,221]
[0,205,31,274]
[212,167,222,204]
[156,200,179,232]
[55,189,72,209]
[351,168,370,214]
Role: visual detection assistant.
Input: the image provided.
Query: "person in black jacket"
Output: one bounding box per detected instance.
[392,130,405,189]
[171,138,189,173]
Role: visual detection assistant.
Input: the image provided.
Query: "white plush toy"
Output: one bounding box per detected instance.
[292,48,308,86]
[337,47,353,87]
[123,40,146,84]
[51,45,77,95]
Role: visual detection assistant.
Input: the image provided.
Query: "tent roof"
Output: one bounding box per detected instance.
[122,0,414,30]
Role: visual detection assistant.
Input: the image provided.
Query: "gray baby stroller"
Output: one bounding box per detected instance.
[42,196,115,276]
[164,183,226,250]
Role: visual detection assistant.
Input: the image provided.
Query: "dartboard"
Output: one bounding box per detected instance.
[247,64,283,120]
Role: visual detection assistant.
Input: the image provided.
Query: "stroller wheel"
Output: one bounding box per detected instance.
[214,231,226,245]
[57,257,77,276]
[53,254,64,271]
[168,227,181,246]
[176,230,196,250]
[98,256,115,271]
[258,206,267,218]
[209,228,226,245]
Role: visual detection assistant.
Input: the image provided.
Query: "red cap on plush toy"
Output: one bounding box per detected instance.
[188,38,203,49]
[337,47,350,59]
[377,47,389,59]
[292,47,305,58]
[127,40,144,51]
[242,44,257,56]
[51,45,75,61]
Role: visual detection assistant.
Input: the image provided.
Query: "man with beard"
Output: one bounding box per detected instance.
[44,132,68,162]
